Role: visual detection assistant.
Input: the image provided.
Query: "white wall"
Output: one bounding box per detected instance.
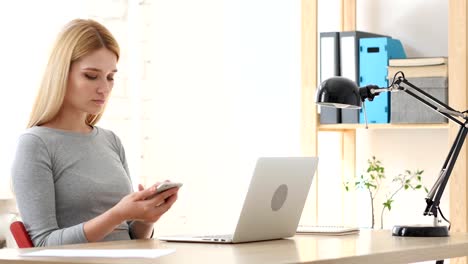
[317,0,450,229]
[146,0,302,235]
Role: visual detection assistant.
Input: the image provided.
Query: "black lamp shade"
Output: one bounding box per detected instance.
[316,77,362,109]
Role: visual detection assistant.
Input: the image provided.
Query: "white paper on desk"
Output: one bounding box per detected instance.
[20,249,175,258]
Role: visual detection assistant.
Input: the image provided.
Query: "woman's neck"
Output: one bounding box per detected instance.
[42,110,92,133]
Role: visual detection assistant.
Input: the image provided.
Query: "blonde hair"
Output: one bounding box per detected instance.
[27,19,120,128]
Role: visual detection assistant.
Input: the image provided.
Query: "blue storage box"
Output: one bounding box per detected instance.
[359,38,406,123]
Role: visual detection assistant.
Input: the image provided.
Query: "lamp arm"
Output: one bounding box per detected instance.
[394,77,468,220]
[361,77,466,126]
[359,76,468,222]
[424,124,468,219]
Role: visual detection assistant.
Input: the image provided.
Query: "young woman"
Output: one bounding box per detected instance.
[11,19,179,247]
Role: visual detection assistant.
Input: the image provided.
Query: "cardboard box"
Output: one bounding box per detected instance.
[390,77,448,123]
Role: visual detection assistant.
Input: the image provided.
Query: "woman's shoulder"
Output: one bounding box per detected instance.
[15,127,51,151]
[19,126,72,141]
[94,126,123,145]
[94,126,118,139]
[20,127,51,141]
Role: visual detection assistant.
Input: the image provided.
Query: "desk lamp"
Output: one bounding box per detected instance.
[316,72,467,237]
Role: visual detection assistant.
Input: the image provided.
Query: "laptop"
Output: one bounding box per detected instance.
[157,157,318,244]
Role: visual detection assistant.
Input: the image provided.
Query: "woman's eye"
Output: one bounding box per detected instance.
[84,73,98,80]
[107,76,114,81]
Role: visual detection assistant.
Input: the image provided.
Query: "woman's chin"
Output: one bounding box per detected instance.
[86,105,106,115]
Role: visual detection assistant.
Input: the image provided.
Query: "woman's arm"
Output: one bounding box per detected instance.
[12,134,88,246]
[83,186,179,242]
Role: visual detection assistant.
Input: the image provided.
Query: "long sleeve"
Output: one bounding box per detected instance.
[11,134,88,246]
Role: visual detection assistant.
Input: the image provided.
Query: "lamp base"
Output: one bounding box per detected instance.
[392,225,449,237]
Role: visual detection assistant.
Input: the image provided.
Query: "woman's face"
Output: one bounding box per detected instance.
[64,47,118,116]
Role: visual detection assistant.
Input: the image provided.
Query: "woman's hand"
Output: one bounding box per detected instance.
[83,183,179,242]
[111,182,179,224]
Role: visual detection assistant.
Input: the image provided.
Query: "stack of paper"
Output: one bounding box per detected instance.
[388,57,448,78]
[20,249,175,259]
[296,225,360,236]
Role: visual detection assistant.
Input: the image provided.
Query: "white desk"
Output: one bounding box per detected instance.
[1,230,468,263]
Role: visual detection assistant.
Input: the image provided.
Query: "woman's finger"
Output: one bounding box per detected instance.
[134,186,157,200]
[164,192,178,206]
[147,187,179,207]
[160,189,179,206]
[157,192,178,213]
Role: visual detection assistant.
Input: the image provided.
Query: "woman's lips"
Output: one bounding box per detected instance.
[92,99,105,105]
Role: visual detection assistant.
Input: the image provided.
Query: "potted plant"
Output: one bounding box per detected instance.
[345,156,427,229]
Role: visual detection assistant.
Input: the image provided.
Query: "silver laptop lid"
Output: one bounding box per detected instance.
[231,157,318,243]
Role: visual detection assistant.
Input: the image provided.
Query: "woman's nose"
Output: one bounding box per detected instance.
[96,78,112,94]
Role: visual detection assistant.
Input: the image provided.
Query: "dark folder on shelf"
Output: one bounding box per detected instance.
[319,32,341,124]
[339,31,387,123]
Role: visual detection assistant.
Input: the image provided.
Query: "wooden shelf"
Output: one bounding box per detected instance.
[318,123,449,131]
[302,0,468,236]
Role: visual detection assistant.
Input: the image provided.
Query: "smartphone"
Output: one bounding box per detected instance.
[156,182,183,194]
[145,182,182,200]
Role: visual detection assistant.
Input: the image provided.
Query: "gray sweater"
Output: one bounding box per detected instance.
[11,126,136,246]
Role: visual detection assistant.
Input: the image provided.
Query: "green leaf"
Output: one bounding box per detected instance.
[404,185,409,190]
[383,199,394,211]
[415,185,422,189]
